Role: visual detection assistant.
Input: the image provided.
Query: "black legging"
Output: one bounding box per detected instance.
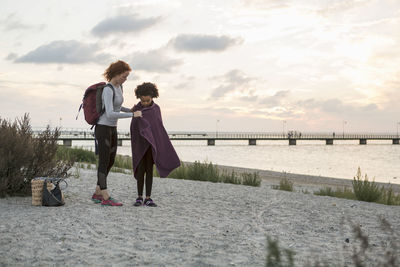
[95,125,117,190]
[136,147,154,197]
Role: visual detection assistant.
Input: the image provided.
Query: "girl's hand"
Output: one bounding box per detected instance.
[133,110,142,117]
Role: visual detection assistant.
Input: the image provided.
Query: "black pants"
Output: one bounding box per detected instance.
[136,147,154,197]
[95,125,117,190]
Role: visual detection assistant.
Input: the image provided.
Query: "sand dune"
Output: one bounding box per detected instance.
[0,168,399,266]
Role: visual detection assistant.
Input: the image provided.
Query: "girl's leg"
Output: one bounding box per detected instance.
[134,147,153,206]
[141,148,156,207]
[144,148,154,198]
[136,152,147,197]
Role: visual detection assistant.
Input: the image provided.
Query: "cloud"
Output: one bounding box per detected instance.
[129,49,182,73]
[241,0,291,9]
[316,0,373,16]
[259,90,290,108]
[14,40,111,64]
[296,98,378,115]
[1,13,45,32]
[211,69,253,98]
[5,53,18,61]
[91,15,160,37]
[169,34,242,52]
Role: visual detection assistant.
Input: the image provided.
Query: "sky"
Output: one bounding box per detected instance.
[1,0,399,133]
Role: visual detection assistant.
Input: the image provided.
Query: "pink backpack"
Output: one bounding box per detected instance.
[76,82,116,128]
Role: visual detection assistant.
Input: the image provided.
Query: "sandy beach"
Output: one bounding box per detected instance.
[1,167,399,266]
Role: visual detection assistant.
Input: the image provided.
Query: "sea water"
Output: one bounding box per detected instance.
[68,139,400,184]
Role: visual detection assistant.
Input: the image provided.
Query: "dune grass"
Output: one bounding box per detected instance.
[314,186,356,200]
[56,146,133,173]
[272,178,294,192]
[270,168,400,206]
[57,147,261,187]
[314,168,400,206]
[162,161,261,187]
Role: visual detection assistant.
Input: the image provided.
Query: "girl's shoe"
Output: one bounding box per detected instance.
[134,197,143,207]
[91,193,104,203]
[101,197,123,206]
[144,198,157,207]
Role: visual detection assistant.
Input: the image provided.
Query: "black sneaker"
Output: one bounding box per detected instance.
[134,197,143,207]
[144,198,157,207]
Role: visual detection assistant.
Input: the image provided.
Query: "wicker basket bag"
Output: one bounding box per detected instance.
[31,178,53,206]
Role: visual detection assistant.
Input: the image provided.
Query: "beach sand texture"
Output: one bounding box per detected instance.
[1,168,399,266]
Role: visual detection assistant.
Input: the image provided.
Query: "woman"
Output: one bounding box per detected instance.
[91,60,142,206]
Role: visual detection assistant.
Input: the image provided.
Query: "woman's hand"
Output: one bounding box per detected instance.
[133,110,142,117]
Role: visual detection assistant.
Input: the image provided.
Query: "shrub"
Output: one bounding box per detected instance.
[379,186,400,206]
[273,178,294,192]
[314,186,355,200]
[113,154,132,170]
[352,167,382,202]
[242,172,261,186]
[0,114,72,197]
[56,146,96,163]
[220,170,241,185]
[265,237,295,267]
[186,161,220,183]
[167,161,261,187]
[167,162,187,179]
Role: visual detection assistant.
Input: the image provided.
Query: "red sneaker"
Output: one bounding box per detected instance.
[91,193,104,203]
[101,197,123,206]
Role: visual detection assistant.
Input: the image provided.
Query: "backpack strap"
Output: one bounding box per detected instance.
[106,83,116,102]
[102,83,116,106]
[100,83,116,113]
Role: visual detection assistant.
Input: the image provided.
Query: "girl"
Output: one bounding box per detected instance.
[130,82,180,207]
[91,60,142,206]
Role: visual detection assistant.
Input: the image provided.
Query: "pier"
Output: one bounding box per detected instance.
[34,130,400,147]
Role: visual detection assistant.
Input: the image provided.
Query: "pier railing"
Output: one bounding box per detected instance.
[33,129,400,146]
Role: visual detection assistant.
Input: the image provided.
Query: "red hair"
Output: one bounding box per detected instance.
[103,60,131,81]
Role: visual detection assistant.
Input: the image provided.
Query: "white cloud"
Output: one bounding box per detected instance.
[129,49,182,73]
[91,14,160,37]
[14,40,111,64]
[169,34,242,52]
[0,13,45,32]
[259,90,290,108]
[5,53,18,61]
[211,69,253,98]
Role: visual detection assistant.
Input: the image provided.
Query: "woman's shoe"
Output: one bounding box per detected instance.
[91,193,104,203]
[101,197,123,206]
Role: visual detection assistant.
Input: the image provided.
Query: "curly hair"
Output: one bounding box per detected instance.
[103,60,131,81]
[135,82,159,98]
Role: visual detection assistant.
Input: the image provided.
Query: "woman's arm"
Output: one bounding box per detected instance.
[103,87,133,119]
[120,106,131,113]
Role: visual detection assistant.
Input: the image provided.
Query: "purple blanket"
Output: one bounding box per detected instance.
[130,102,180,178]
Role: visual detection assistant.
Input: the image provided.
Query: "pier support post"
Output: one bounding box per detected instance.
[393,139,399,145]
[63,139,72,147]
[359,139,367,145]
[289,139,296,146]
[117,139,123,146]
[249,139,257,145]
[326,139,334,145]
[207,139,215,146]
